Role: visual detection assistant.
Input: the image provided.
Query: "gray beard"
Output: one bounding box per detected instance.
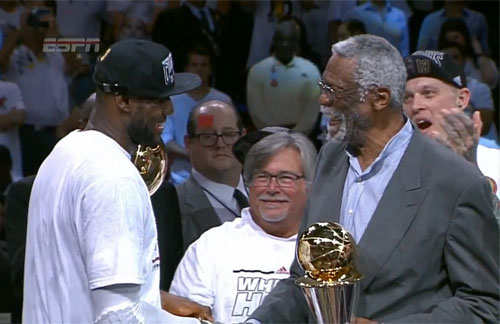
[321,105,347,142]
[321,105,370,148]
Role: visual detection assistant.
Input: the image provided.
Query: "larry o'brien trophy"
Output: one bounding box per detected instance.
[295,222,363,324]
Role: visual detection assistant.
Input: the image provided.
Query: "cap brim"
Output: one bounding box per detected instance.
[159,72,201,98]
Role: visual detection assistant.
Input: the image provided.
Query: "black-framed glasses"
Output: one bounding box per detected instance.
[318,80,361,103]
[251,172,305,188]
[194,131,241,147]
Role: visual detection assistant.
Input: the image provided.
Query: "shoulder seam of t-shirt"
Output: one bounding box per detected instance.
[89,275,145,290]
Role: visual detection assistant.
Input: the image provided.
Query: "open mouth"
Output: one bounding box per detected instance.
[416,119,432,130]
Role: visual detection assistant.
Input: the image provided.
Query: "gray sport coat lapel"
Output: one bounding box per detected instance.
[356,130,428,289]
[307,141,349,225]
[177,176,221,249]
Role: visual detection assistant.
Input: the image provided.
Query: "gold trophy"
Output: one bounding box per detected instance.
[295,222,363,324]
[132,144,167,195]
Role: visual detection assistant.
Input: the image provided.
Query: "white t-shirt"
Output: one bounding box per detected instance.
[4,45,69,126]
[56,1,107,38]
[107,0,167,40]
[169,208,297,324]
[0,5,24,28]
[247,56,321,135]
[0,80,25,180]
[23,130,161,323]
[477,144,500,199]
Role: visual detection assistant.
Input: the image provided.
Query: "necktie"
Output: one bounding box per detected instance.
[198,9,212,33]
[233,189,249,213]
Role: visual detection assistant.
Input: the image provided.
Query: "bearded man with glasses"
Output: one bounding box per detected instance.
[247,34,498,324]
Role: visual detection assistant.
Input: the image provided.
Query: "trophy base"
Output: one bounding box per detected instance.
[295,277,360,324]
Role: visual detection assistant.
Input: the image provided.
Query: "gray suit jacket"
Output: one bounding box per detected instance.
[251,130,499,323]
[176,175,221,251]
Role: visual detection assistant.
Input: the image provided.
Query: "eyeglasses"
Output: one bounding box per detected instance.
[251,172,305,188]
[193,131,241,147]
[318,80,361,103]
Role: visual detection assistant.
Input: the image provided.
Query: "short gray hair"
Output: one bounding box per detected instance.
[243,132,317,185]
[331,34,407,110]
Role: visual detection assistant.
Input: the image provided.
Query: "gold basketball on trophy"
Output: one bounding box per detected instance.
[297,222,362,285]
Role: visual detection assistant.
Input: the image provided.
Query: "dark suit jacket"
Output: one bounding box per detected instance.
[152,175,226,290]
[151,181,184,291]
[176,175,221,251]
[251,130,499,323]
[4,175,35,299]
[152,4,220,70]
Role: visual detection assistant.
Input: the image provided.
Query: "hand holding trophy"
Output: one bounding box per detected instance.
[295,222,363,324]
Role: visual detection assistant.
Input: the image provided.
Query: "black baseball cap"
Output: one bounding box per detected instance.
[404,50,466,89]
[93,39,201,100]
[232,127,291,164]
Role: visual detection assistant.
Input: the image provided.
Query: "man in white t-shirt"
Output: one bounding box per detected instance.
[170,131,317,323]
[23,39,203,323]
[0,80,25,181]
[2,7,70,176]
[247,18,321,136]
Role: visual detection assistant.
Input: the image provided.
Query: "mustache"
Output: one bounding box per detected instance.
[258,193,291,202]
[320,105,344,119]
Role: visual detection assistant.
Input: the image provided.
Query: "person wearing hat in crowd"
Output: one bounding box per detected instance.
[247,34,498,323]
[403,50,500,218]
[170,131,317,323]
[22,39,205,323]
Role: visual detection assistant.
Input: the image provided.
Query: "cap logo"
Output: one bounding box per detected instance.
[162,52,175,86]
[453,76,462,87]
[413,50,444,67]
[415,59,430,73]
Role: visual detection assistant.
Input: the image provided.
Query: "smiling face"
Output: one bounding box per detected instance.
[249,147,307,232]
[403,77,469,135]
[319,54,372,145]
[127,98,172,147]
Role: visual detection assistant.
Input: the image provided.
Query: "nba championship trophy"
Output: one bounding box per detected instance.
[295,222,363,324]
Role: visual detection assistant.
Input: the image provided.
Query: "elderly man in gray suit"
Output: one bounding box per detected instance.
[248,35,499,323]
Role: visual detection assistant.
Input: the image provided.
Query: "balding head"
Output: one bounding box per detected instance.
[187,100,243,137]
[185,100,245,185]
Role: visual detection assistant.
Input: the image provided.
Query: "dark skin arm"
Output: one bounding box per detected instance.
[160,290,214,322]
